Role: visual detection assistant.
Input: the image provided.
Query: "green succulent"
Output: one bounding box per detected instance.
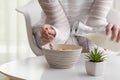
[86,48,106,62]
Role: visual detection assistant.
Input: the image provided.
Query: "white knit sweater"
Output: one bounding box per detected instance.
[34,0,113,51]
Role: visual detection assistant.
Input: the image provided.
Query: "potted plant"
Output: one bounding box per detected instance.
[85,48,106,76]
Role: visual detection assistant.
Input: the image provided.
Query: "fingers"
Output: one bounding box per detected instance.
[42,24,56,36]
[41,36,54,43]
[106,23,120,43]
[41,30,54,41]
[116,29,120,42]
[111,25,119,41]
[43,24,51,31]
[48,28,56,36]
[41,34,54,44]
[41,24,55,44]
[41,32,49,40]
[106,23,113,35]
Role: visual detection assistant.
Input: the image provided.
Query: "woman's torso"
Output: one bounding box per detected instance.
[58,0,94,45]
[42,0,95,44]
[59,0,94,26]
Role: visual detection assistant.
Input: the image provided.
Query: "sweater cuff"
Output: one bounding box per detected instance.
[51,26,67,44]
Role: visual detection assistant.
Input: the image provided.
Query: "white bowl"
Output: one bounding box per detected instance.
[42,44,82,69]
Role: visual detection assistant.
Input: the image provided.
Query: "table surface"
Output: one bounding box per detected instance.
[0,54,120,80]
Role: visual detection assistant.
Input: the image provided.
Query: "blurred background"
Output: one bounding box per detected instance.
[0,0,120,79]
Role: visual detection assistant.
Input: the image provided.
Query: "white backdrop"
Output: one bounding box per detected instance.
[0,0,120,79]
[0,0,34,79]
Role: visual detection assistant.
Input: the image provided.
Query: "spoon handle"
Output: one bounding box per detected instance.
[49,43,53,50]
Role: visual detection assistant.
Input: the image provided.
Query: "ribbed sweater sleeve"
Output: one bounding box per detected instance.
[86,0,113,30]
[39,0,70,44]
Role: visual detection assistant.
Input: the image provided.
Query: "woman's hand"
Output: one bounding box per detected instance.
[106,23,120,42]
[41,24,56,44]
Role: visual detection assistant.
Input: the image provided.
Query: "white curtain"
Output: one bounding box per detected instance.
[0,0,35,64]
[0,0,35,79]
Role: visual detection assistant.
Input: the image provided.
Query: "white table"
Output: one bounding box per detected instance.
[0,54,120,80]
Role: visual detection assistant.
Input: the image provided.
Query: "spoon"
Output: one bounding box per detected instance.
[49,43,53,50]
[47,32,54,49]
[47,30,53,50]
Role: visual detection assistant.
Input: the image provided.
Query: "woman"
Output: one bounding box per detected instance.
[33,0,120,52]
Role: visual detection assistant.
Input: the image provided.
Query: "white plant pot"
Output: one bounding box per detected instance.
[85,61,105,76]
